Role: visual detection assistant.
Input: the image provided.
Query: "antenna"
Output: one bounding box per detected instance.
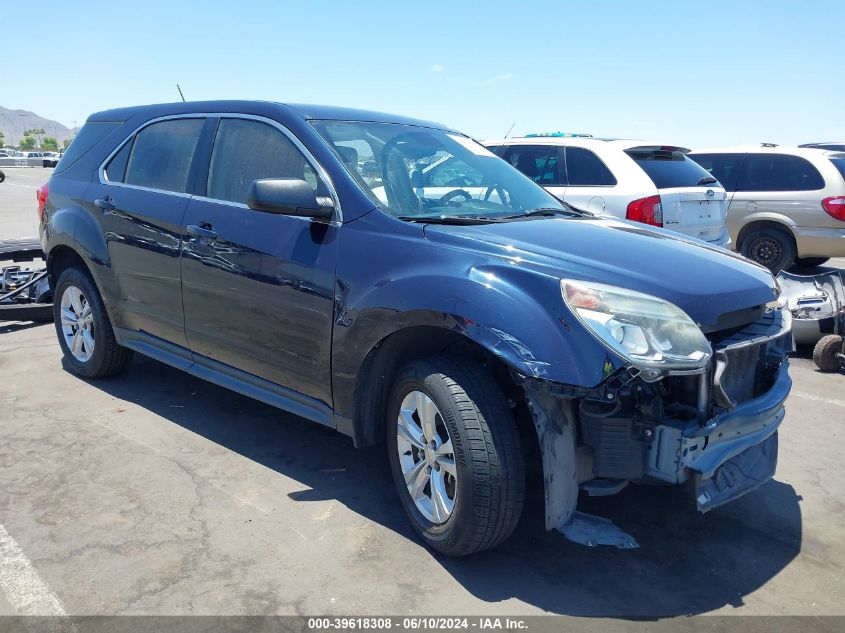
[176,84,186,103]
[504,122,516,139]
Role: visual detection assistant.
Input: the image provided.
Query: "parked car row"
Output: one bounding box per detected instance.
[490,134,845,272]
[0,149,62,167]
[39,100,793,556]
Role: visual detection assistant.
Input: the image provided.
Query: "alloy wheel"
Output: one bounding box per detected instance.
[396,390,457,524]
[60,285,95,363]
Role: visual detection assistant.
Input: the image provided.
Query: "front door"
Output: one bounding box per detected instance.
[180,116,339,406]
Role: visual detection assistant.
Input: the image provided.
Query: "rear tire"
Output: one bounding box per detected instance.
[386,355,525,556]
[740,226,796,272]
[53,266,133,378]
[813,335,843,372]
[794,257,829,268]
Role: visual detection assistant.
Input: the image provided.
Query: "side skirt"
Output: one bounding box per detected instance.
[114,327,338,430]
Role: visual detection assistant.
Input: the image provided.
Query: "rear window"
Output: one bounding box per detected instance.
[737,153,825,192]
[829,157,845,182]
[54,121,122,173]
[626,147,714,189]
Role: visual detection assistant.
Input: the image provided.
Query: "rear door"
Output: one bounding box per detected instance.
[180,115,339,407]
[88,116,205,346]
[626,146,728,243]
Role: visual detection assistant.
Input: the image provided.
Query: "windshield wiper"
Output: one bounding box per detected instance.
[697,176,719,186]
[396,215,504,225]
[501,206,588,220]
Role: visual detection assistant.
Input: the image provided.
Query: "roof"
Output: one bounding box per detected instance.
[690,145,844,157]
[87,100,450,130]
[483,136,691,152]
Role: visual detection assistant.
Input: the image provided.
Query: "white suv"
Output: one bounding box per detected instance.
[485,134,730,246]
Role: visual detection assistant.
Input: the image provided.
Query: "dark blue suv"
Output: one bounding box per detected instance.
[40,101,792,555]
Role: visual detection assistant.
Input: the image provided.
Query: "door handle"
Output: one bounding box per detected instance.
[186,223,218,240]
[94,197,115,212]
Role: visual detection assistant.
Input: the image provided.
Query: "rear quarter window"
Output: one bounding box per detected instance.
[565,147,615,186]
[626,148,714,189]
[737,153,825,192]
[54,121,122,173]
[828,157,845,183]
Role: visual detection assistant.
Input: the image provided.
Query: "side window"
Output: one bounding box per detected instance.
[565,147,617,186]
[688,153,745,191]
[104,138,133,183]
[737,153,825,192]
[501,145,565,185]
[206,118,322,205]
[124,118,204,193]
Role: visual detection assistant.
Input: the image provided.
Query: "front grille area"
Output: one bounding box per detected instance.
[707,308,792,409]
[718,344,762,405]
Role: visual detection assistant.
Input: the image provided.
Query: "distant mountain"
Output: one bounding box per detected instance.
[0,106,74,147]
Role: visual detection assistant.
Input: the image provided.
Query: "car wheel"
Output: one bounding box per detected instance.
[794,257,829,268]
[740,226,796,272]
[53,266,133,378]
[0,171,5,183]
[813,335,843,372]
[386,354,525,556]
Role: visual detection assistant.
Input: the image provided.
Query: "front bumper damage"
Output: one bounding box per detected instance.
[520,307,793,547]
[777,268,845,345]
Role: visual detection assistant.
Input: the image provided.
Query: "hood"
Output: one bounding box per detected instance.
[423,216,778,331]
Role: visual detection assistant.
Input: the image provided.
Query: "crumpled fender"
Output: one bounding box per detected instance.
[331,261,622,421]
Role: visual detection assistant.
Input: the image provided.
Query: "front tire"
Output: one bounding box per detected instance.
[53,266,133,378]
[740,226,796,272]
[813,335,843,372]
[386,355,524,556]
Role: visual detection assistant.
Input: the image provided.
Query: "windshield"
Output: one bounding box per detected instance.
[311,121,566,220]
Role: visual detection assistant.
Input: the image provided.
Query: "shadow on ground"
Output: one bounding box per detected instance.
[78,355,803,618]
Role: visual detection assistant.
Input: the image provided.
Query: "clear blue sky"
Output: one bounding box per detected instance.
[4,0,842,146]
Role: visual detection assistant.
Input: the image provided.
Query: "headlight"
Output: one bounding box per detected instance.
[561,279,712,370]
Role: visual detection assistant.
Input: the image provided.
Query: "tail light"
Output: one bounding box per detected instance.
[36,182,49,220]
[626,195,663,227]
[822,196,845,220]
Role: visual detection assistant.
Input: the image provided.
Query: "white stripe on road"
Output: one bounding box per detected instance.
[791,391,845,408]
[0,523,67,616]
[3,183,37,189]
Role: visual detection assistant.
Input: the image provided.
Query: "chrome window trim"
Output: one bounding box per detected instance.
[98,112,343,222]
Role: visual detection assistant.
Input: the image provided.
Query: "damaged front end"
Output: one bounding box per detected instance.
[777,268,845,345]
[519,302,793,547]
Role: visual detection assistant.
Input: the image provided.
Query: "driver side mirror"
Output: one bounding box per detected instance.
[247,178,335,219]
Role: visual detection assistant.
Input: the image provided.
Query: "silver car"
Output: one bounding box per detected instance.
[689,145,845,271]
